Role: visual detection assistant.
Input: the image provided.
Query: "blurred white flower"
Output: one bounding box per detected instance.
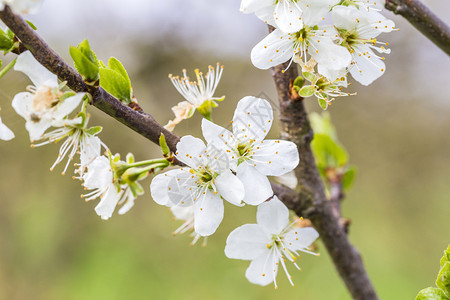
[0,114,14,141]
[202,96,299,205]
[12,51,84,141]
[225,196,319,288]
[0,0,44,14]
[332,5,395,85]
[150,135,244,236]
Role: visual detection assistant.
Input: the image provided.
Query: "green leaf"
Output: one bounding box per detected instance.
[436,262,450,297]
[26,20,38,30]
[415,287,449,300]
[302,72,316,83]
[309,112,338,141]
[99,67,132,102]
[311,134,348,169]
[342,166,357,190]
[108,57,131,88]
[69,39,99,82]
[318,98,328,110]
[99,57,132,102]
[299,85,315,97]
[0,30,14,51]
[441,246,450,267]
[159,133,170,157]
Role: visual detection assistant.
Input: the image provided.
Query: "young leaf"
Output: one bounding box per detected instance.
[441,246,450,267]
[159,133,170,157]
[342,166,357,190]
[69,39,99,82]
[415,287,449,300]
[436,262,450,297]
[311,134,348,169]
[99,57,132,103]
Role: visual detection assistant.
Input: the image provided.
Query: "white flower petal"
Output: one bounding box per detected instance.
[275,1,303,33]
[7,0,44,14]
[94,184,120,220]
[350,44,385,86]
[11,92,33,119]
[245,251,279,286]
[215,170,244,206]
[150,169,194,207]
[225,224,271,260]
[171,205,194,221]
[331,5,360,30]
[83,156,112,189]
[0,116,14,141]
[14,51,58,87]
[313,41,352,81]
[240,0,274,14]
[52,93,84,120]
[193,190,224,236]
[251,29,294,70]
[285,227,319,250]
[201,118,232,150]
[236,162,273,206]
[302,0,340,26]
[254,6,276,27]
[25,118,51,142]
[257,196,289,235]
[175,135,207,168]
[232,96,273,141]
[252,140,299,176]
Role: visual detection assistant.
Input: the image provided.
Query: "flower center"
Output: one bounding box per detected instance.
[32,86,62,112]
[236,141,254,165]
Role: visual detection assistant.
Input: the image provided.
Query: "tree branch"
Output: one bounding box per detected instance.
[270,29,378,300]
[385,0,450,55]
[0,5,181,153]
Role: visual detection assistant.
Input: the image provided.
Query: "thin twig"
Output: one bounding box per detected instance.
[385,0,450,55]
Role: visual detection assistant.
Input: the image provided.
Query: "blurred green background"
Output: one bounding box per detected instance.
[0,0,449,299]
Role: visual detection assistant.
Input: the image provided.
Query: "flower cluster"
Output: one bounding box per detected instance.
[9,51,157,219]
[242,0,396,108]
[151,96,319,286]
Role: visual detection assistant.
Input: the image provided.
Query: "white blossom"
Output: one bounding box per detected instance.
[150,135,245,236]
[0,114,14,141]
[31,115,103,175]
[250,0,352,81]
[225,196,319,287]
[166,64,224,130]
[0,0,44,14]
[332,5,395,85]
[82,156,137,220]
[12,51,84,141]
[201,96,299,205]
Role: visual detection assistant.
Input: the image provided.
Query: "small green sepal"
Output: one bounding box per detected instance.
[299,85,315,97]
[318,97,329,110]
[436,262,450,297]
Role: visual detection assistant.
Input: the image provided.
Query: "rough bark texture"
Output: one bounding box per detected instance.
[271,58,379,299]
[385,0,450,55]
[0,6,181,152]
